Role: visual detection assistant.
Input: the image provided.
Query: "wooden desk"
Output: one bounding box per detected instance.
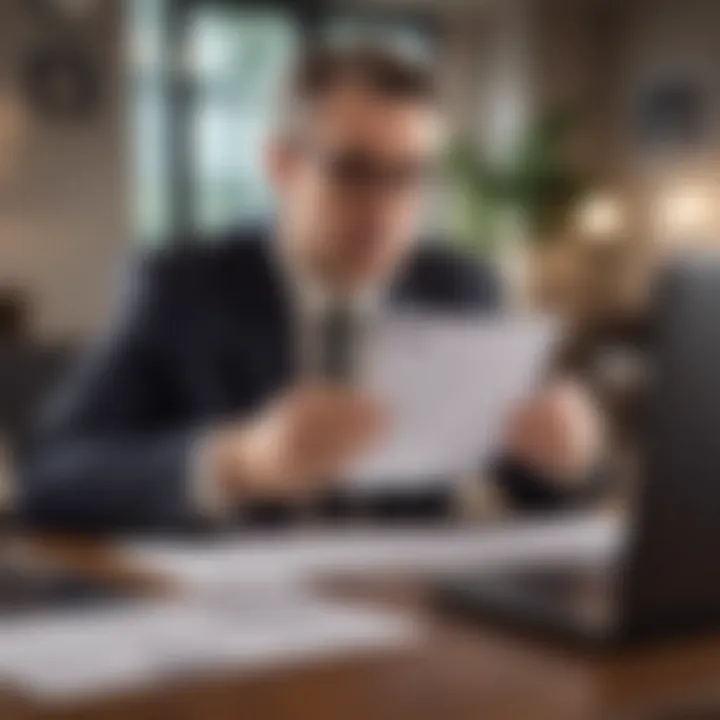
[2,537,720,720]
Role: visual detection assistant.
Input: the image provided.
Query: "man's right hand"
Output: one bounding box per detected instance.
[203,386,387,507]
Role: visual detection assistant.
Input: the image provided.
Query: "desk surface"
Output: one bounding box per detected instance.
[1,537,720,720]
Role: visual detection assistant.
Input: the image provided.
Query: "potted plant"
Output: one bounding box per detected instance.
[448,107,588,307]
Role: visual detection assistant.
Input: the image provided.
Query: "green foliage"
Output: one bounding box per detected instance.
[448,107,588,254]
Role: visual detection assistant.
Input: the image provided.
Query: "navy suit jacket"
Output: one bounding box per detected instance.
[22,228,571,531]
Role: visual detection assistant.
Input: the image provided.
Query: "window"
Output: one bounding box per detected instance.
[128,0,171,243]
[128,1,439,244]
[189,8,298,233]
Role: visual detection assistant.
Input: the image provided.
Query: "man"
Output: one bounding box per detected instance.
[23,45,603,531]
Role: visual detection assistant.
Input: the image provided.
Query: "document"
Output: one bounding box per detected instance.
[346,313,558,491]
[90,515,622,702]
[0,595,416,701]
[0,517,623,701]
[124,514,622,588]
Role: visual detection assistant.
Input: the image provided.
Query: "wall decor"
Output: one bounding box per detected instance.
[636,80,704,152]
[22,41,100,123]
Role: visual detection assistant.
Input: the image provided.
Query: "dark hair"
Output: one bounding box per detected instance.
[283,43,440,113]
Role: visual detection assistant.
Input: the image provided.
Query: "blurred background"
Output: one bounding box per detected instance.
[0,0,718,479]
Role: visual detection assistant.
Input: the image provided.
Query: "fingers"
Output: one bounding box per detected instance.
[213,384,389,503]
[289,386,387,481]
[504,379,604,482]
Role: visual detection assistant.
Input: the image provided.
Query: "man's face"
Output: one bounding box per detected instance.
[268,84,444,292]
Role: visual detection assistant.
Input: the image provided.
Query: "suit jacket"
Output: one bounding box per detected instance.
[21,227,573,531]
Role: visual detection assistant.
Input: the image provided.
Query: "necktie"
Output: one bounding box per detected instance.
[318,303,356,384]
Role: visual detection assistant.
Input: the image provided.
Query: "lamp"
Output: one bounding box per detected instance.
[655,183,715,244]
[575,192,624,244]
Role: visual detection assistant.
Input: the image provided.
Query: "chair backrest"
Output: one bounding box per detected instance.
[0,342,76,463]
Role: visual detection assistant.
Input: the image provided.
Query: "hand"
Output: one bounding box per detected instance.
[206,385,387,503]
[502,378,605,486]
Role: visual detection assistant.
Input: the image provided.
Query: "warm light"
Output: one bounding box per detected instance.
[656,184,715,242]
[575,192,624,242]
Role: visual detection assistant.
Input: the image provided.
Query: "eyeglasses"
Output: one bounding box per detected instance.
[311,148,440,193]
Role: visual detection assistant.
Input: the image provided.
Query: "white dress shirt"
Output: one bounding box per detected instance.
[190,240,385,519]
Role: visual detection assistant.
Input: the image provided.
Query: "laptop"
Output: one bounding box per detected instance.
[436,258,720,647]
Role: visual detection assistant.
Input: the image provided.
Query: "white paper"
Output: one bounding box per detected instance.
[0,595,416,702]
[124,514,623,588]
[9,514,623,701]
[347,314,558,490]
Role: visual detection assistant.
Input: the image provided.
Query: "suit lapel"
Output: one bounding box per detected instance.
[212,231,294,404]
[247,239,294,390]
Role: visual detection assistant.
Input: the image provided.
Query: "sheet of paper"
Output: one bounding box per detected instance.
[16,515,621,701]
[347,313,558,491]
[0,595,416,702]
[123,514,623,588]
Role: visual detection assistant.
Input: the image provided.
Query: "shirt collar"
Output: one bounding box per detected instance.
[272,234,386,319]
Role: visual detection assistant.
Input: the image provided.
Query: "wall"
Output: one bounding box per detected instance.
[614,0,720,248]
[0,0,126,341]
